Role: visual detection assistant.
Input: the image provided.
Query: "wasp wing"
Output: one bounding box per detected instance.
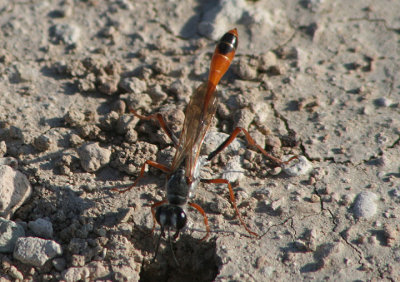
[170,82,218,180]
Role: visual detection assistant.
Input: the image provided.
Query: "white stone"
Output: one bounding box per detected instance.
[13,237,62,267]
[0,165,32,218]
[353,191,378,219]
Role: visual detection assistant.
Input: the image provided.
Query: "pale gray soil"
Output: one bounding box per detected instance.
[1,0,400,281]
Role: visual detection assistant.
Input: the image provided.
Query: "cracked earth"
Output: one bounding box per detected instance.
[0,0,400,281]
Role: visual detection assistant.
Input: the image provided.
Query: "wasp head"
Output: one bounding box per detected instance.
[155,205,187,237]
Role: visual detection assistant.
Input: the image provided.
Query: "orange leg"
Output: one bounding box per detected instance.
[129,108,178,146]
[201,178,259,238]
[112,160,171,193]
[188,202,210,241]
[207,127,297,165]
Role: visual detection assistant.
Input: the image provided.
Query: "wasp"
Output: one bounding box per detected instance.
[114,28,294,263]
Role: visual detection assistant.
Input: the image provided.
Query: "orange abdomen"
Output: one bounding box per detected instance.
[208,28,238,90]
[204,28,238,112]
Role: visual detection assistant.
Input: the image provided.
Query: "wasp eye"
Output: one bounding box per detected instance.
[175,209,187,230]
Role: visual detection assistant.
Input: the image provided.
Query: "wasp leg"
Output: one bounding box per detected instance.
[112,160,171,193]
[188,202,210,241]
[201,178,259,238]
[129,108,179,146]
[207,127,297,165]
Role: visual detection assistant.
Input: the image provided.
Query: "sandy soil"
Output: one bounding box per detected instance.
[1,0,400,281]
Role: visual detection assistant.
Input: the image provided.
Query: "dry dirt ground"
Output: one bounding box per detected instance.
[1,0,400,281]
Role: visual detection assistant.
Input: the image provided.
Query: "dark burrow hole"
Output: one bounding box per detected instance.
[139,235,220,282]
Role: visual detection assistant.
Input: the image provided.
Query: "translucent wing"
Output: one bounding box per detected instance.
[170,82,218,181]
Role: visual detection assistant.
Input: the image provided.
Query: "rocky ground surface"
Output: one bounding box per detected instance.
[0,0,400,281]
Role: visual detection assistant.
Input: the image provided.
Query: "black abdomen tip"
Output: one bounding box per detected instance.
[217,32,238,55]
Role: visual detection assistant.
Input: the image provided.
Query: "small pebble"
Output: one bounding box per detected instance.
[71,254,86,267]
[149,84,168,102]
[222,155,245,182]
[100,111,119,131]
[64,109,85,127]
[392,186,400,198]
[232,57,258,80]
[234,108,255,129]
[112,100,126,114]
[383,224,398,247]
[341,193,355,206]
[78,142,111,172]
[69,134,84,147]
[310,194,320,203]
[50,0,73,17]
[283,156,313,176]
[13,237,62,267]
[269,166,282,175]
[8,265,23,280]
[119,77,147,94]
[368,235,378,245]
[97,73,120,95]
[33,135,54,152]
[9,126,23,140]
[170,79,191,102]
[13,63,37,83]
[265,135,281,149]
[126,93,152,111]
[111,259,140,281]
[258,51,277,71]
[374,97,392,107]
[152,57,172,75]
[28,218,54,238]
[116,114,139,135]
[202,131,243,156]
[271,198,285,211]
[86,261,109,279]
[356,234,367,245]
[360,105,373,115]
[353,191,378,219]
[268,64,286,76]
[125,128,138,143]
[294,240,308,252]
[62,266,90,282]
[50,23,81,46]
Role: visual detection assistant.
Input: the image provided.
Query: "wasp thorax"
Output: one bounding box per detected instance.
[166,169,190,205]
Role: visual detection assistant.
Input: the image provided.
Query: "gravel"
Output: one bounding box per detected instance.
[1,0,399,280]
